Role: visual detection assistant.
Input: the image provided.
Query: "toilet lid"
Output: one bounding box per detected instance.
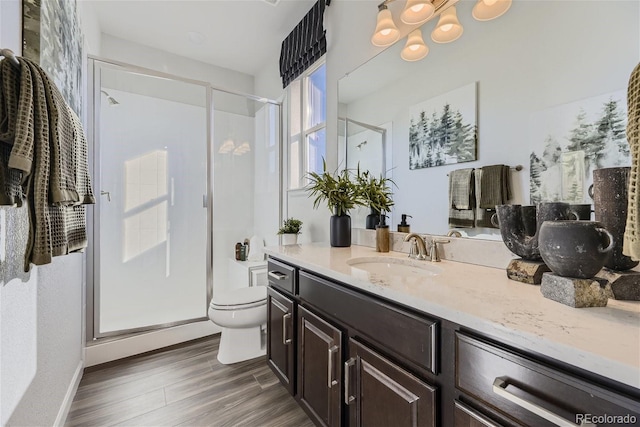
[210,286,267,308]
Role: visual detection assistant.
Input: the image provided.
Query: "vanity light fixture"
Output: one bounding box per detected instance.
[431,5,463,43]
[400,0,435,25]
[372,0,511,61]
[371,4,400,47]
[401,29,429,61]
[472,0,512,21]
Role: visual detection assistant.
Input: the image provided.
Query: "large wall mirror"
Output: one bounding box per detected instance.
[338,1,639,239]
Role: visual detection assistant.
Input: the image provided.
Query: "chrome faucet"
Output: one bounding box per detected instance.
[404,233,428,260]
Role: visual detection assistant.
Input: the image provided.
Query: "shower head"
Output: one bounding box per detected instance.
[100,90,120,106]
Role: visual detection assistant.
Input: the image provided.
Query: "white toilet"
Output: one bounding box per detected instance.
[208,285,268,364]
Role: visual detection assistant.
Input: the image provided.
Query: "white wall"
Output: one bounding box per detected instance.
[0,1,99,425]
[255,0,640,242]
[100,34,254,96]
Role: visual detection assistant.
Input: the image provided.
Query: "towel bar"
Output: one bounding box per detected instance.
[447,165,523,177]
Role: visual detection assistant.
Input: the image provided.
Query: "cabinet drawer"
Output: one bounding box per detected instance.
[299,270,438,374]
[455,332,640,427]
[267,258,297,295]
[454,401,503,427]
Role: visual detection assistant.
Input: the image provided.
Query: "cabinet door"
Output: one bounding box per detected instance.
[298,306,342,427]
[267,287,295,395]
[345,339,437,427]
[454,401,503,427]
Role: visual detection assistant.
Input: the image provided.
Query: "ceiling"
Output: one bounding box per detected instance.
[90,0,318,76]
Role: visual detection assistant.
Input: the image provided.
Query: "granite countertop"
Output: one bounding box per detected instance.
[264,243,640,390]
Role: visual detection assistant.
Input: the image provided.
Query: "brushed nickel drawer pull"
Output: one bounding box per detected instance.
[268,271,287,281]
[492,377,595,427]
[344,358,356,405]
[328,345,339,388]
[282,313,292,345]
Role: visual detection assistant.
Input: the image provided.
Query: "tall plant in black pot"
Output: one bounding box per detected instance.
[356,169,395,230]
[307,161,361,247]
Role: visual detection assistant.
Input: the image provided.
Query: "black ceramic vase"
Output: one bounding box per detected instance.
[591,167,639,271]
[539,221,614,279]
[330,214,351,247]
[365,208,380,230]
[494,202,577,261]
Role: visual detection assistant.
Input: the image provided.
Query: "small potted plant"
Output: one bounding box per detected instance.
[357,169,395,230]
[307,160,361,247]
[277,217,303,245]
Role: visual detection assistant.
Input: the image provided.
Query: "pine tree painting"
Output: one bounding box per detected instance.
[409,83,477,169]
[530,91,629,204]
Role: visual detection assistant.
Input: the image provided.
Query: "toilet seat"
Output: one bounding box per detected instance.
[210,286,267,311]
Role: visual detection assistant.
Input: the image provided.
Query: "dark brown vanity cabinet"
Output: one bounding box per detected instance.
[453,401,503,427]
[345,339,437,427]
[266,287,295,395]
[297,306,343,427]
[455,332,640,427]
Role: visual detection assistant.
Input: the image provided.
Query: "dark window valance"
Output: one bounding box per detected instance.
[279,0,328,89]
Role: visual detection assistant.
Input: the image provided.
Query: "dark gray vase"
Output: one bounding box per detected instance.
[591,167,639,271]
[495,202,577,261]
[539,221,614,278]
[330,214,351,247]
[365,208,379,230]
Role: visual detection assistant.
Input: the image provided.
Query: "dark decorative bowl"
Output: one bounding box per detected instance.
[538,221,614,279]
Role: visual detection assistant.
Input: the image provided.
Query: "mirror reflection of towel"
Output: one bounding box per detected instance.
[449,168,475,228]
[476,165,511,228]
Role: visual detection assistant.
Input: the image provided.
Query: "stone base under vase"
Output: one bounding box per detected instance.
[594,268,640,301]
[540,273,609,308]
[506,259,551,285]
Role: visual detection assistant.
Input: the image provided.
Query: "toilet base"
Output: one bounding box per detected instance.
[217,324,266,365]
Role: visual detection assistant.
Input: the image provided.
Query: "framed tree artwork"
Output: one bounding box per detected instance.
[409,82,477,169]
[530,91,629,204]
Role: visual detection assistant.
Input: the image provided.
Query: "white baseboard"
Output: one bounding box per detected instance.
[54,360,84,427]
[85,321,220,367]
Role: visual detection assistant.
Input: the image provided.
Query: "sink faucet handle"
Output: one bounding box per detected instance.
[430,239,450,262]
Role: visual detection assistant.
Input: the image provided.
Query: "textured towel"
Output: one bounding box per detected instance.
[479,164,511,209]
[449,168,475,228]
[449,168,474,210]
[476,165,512,228]
[624,62,640,261]
[0,57,95,270]
[474,169,494,228]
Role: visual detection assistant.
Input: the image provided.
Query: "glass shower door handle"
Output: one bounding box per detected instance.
[100,191,111,202]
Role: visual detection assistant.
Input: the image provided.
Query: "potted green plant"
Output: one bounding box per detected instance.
[307,160,361,247]
[277,217,303,245]
[357,169,395,230]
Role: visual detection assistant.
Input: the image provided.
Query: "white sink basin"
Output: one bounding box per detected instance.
[346,256,442,278]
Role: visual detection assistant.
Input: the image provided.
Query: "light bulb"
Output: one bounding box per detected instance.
[441,24,453,32]
[411,4,424,12]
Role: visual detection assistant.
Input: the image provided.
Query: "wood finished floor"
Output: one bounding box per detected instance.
[65,335,313,427]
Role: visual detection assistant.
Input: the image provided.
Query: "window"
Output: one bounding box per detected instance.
[288,61,326,190]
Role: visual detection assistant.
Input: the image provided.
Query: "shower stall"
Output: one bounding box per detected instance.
[87,57,281,342]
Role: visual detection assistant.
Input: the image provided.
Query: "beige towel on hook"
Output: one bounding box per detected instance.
[624,62,640,260]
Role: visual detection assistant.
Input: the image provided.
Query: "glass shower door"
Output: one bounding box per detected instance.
[93,62,210,336]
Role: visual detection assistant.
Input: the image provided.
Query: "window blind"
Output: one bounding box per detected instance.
[279,0,328,89]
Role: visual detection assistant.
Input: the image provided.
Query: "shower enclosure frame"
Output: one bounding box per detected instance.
[86,56,283,342]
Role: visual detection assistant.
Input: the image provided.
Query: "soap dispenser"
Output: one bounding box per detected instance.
[376,214,390,253]
[397,214,412,233]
